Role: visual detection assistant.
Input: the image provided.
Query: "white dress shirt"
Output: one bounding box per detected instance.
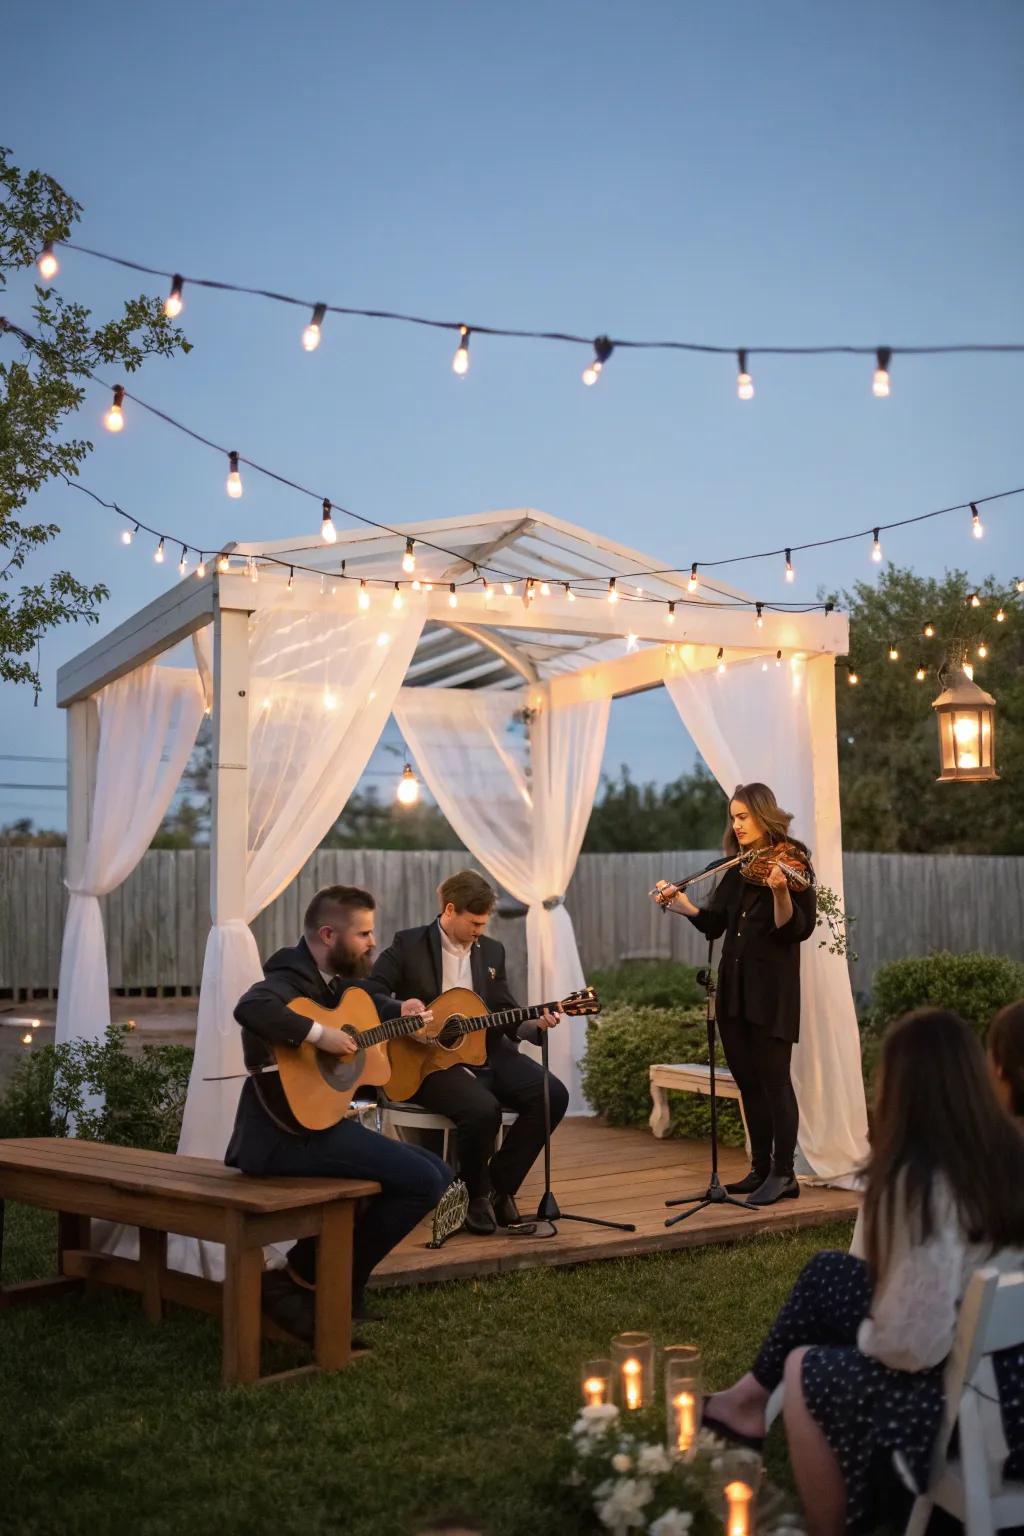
[438,920,474,993]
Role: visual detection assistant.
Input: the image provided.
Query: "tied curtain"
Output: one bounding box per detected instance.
[665,651,868,1185]
[394,686,610,1113]
[55,665,205,1048]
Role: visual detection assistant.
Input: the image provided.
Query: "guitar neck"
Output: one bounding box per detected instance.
[359,1011,437,1049]
[449,1001,558,1039]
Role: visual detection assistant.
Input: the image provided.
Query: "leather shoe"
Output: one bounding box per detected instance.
[492,1192,537,1234]
[464,1196,498,1234]
[746,1172,800,1207]
[725,1166,771,1195]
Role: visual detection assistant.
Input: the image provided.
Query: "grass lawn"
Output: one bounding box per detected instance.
[1,1202,855,1536]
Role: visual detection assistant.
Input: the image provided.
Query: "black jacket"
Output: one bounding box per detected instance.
[227,937,400,1144]
[367,920,536,1056]
[686,861,817,1042]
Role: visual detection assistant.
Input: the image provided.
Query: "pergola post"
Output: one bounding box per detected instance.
[65,697,99,888]
[210,605,251,923]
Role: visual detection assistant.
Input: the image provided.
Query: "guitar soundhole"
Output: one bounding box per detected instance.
[316,1031,364,1092]
[437,1016,466,1050]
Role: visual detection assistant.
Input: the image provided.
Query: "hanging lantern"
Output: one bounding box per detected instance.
[931,667,998,783]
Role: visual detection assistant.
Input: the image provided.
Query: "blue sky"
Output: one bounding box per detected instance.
[2,0,1022,827]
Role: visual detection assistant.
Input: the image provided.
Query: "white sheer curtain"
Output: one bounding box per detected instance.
[394,686,609,1111]
[665,651,868,1184]
[55,665,205,1048]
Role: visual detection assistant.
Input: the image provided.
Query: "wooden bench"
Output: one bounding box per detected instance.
[648,1063,750,1149]
[0,1137,379,1388]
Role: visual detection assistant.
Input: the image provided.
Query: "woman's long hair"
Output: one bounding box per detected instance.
[862,1008,1024,1284]
[989,1000,1024,1119]
[722,782,810,859]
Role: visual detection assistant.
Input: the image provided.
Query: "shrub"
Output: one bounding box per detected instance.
[581,1004,745,1146]
[587,959,703,1013]
[0,1025,193,1151]
[869,951,1024,1040]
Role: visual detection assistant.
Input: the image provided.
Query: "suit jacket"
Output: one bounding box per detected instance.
[367,920,537,1056]
[225,937,400,1155]
[686,859,817,1043]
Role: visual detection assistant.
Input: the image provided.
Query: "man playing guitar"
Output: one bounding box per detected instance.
[368,870,568,1235]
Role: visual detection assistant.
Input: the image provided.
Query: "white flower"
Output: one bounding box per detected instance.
[612,1453,633,1474]
[650,1510,694,1536]
[573,1402,621,1438]
[595,1477,653,1533]
[637,1444,672,1477]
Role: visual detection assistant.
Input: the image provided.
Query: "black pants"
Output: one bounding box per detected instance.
[716,1014,798,1176]
[411,1044,569,1199]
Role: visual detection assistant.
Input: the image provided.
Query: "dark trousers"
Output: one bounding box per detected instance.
[227,1085,452,1302]
[411,1045,569,1199]
[717,1014,799,1176]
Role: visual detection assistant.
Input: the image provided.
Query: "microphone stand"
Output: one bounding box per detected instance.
[535,1028,636,1235]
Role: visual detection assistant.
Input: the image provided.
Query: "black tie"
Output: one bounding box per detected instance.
[327,975,343,1002]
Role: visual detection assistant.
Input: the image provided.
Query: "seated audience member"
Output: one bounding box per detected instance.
[988,999,1024,1124]
[701,1008,1024,1536]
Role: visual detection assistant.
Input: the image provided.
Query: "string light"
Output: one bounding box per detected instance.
[103,384,125,433]
[226,451,243,499]
[37,242,59,281]
[848,668,860,685]
[916,665,927,682]
[358,580,370,610]
[178,545,189,575]
[784,549,794,583]
[452,325,470,376]
[217,554,230,574]
[665,601,676,624]
[249,556,259,583]
[154,538,165,564]
[607,577,619,604]
[716,647,726,675]
[871,529,883,563]
[969,592,981,609]
[302,303,327,352]
[539,581,551,597]
[977,642,988,659]
[582,335,613,387]
[888,642,899,661]
[164,274,184,318]
[287,566,295,591]
[626,632,639,652]
[776,650,783,667]
[755,603,764,629]
[320,499,337,544]
[565,584,576,602]
[196,557,206,578]
[995,608,1006,623]
[971,502,984,539]
[392,583,404,610]
[736,349,754,401]
[402,538,416,574]
[687,563,699,594]
[1017,579,1024,594]
[923,621,935,638]
[502,581,514,596]
[121,522,138,546]
[396,764,420,807]
[448,583,458,609]
[872,346,891,398]
[483,580,493,600]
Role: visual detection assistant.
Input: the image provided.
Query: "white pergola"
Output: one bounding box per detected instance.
[56,508,867,1197]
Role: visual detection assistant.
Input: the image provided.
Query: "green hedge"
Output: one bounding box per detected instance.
[580,1004,746,1147]
[868,951,1024,1039]
[587,958,703,1013]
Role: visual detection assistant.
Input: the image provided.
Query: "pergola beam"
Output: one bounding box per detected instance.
[56,575,215,706]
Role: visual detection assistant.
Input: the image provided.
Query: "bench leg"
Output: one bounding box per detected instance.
[138,1227,167,1324]
[649,1083,671,1138]
[314,1202,353,1372]
[735,1095,752,1158]
[222,1213,263,1387]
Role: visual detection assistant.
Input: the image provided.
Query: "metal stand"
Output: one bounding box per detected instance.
[664,938,751,1228]
[535,1031,636,1235]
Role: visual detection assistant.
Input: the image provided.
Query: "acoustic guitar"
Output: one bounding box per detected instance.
[384,986,601,1103]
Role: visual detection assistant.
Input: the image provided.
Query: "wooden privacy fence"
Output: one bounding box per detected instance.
[1,847,1020,1002]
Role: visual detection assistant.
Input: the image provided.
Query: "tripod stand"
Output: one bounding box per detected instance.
[664,937,751,1228]
[535,1029,636,1235]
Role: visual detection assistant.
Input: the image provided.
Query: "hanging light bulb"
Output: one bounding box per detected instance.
[687,563,699,594]
[784,549,795,583]
[582,335,614,386]
[249,556,259,584]
[625,632,639,652]
[665,601,676,625]
[502,581,514,597]
[888,642,899,661]
[402,538,416,574]
[871,529,883,563]
[392,583,404,610]
[755,603,764,629]
[526,579,537,602]
[916,665,927,682]
[970,503,984,539]
[923,621,935,638]
[761,660,769,672]
[607,577,619,604]
[103,384,126,433]
[448,583,458,609]
[302,303,327,352]
[226,451,243,499]
[483,580,494,600]
[776,650,783,667]
[565,584,576,602]
[178,545,189,575]
[452,325,470,376]
[539,581,551,597]
[736,349,754,400]
[217,553,230,574]
[995,608,1005,623]
[716,646,726,675]
[396,764,420,807]
[196,557,207,578]
[848,668,860,685]
[164,274,184,318]
[1017,578,1024,594]
[154,538,165,564]
[872,346,891,398]
[121,522,138,546]
[977,642,988,659]
[37,241,59,281]
[287,566,295,591]
[358,580,370,610]
[321,499,338,544]
[969,592,981,609]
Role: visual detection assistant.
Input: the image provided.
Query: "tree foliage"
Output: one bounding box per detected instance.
[0,147,190,690]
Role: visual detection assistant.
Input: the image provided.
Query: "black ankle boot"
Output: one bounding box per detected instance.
[745,1171,799,1207]
[724,1166,771,1195]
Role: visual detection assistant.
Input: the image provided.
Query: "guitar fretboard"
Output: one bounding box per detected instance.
[353,1000,561,1049]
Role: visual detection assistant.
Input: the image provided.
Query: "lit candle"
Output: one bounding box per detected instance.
[622,1357,642,1410]
[725,1481,754,1536]
[674,1390,696,1452]
[583,1376,606,1407]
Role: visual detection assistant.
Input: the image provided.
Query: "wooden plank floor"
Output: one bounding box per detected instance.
[374,1118,859,1288]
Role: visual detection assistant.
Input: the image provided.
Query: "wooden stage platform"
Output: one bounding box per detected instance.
[374,1118,860,1288]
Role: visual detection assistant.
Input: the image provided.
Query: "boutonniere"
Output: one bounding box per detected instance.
[488,966,497,980]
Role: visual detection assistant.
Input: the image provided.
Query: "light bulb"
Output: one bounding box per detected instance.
[565,584,576,602]
[302,303,326,352]
[503,581,514,596]
[784,549,795,583]
[539,581,551,597]
[888,643,899,661]
[687,563,698,594]
[776,650,783,667]
[626,632,639,652]
[665,602,676,624]
[321,499,337,543]
[923,622,935,638]
[1017,579,1024,594]
[871,529,882,563]
[716,647,726,675]
[736,349,754,400]
[412,578,422,592]
[761,660,769,672]
[358,581,370,610]
[872,346,891,398]
[164,274,184,318]
[582,335,613,386]
[217,554,230,574]
[392,584,404,610]
[970,593,981,609]
[448,583,458,609]
[526,580,536,602]
[452,325,470,376]
[915,665,926,681]
[995,608,1005,623]
[977,642,988,658]
[178,545,189,575]
[755,603,764,629]
[121,523,137,546]
[396,764,420,807]
[322,689,337,711]
[249,557,259,583]
[848,669,859,685]
[37,242,59,281]
[226,451,243,499]
[154,538,165,564]
[196,559,206,578]
[971,503,984,539]
[287,567,295,591]
[402,539,416,574]
[483,581,493,600]
[607,578,618,604]
[103,384,126,433]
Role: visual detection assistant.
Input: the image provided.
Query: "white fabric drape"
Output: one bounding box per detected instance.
[664,651,868,1184]
[55,665,205,1048]
[394,686,609,1112]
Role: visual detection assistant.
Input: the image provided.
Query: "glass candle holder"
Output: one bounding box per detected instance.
[580,1359,613,1407]
[718,1448,762,1536]
[663,1345,702,1458]
[610,1332,654,1411]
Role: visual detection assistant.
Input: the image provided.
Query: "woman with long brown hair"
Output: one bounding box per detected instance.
[701,1008,1024,1536]
[652,783,816,1206]
[989,1000,1024,1123]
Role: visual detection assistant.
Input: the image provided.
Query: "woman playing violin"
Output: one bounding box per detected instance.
[652,783,816,1207]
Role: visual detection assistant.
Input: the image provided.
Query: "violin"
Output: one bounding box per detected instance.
[651,839,815,908]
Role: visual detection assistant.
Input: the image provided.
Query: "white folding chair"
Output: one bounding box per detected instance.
[903,1265,1024,1536]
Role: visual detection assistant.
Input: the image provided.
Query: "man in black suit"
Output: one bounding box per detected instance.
[368,869,569,1235]
[227,884,454,1344]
